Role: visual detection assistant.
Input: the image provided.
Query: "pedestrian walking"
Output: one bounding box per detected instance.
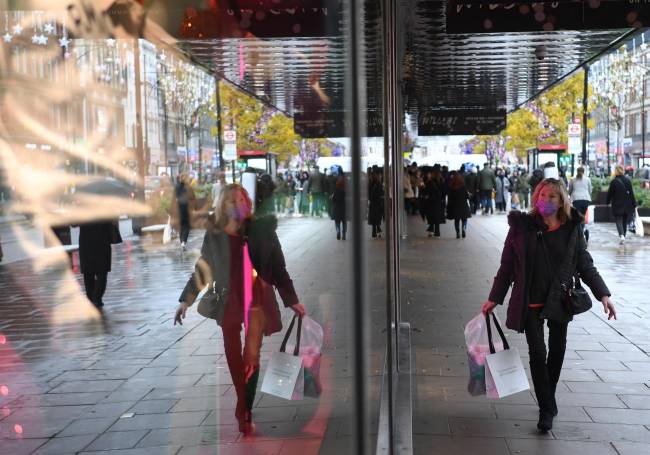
[79,220,120,309]
[404,167,415,215]
[307,166,325,217]
[368,171,384,238]
[495,169,510,213]
[420,167,444,237]
[332,176,348,240]
[607,165,637,244]
[274,175,287,215]
[173,173,196,250]
[482,178,616,433]
[568,166,592,243]
[298,171,310,216]
[478,163,496,214]
[285,174,297,215]
[174,184,306,435]
[464,166,479,214]
[447,173,471,238]
[516,170,531,210]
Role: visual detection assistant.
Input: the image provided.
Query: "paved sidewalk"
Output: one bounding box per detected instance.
[2,210,648,455]
[0,217,385,455]
[403,213,650,455]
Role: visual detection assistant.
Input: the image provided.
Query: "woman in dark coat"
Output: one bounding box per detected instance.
[173,173,196,250]
[420,168,444,237]
[368,171,384,238]
[607,165,637,243]
[174,184,305,435]
[79,221,118,308]
[447,173,471,238]
[482,178,616,433]
[298,171,310,215]
[332,176,348,240]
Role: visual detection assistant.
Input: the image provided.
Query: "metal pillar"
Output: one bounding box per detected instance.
[606,107,611,175]
[382,0,396,451]
[345,0,369,453]
[215,78,225,171]
[581,67,589,166]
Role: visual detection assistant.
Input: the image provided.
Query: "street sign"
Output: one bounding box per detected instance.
[446,1,650,34]
[223,130,237,160]
[568,123,581,137]
[223,144,237,161]
[568,136,581,155]
[418,109,506,136]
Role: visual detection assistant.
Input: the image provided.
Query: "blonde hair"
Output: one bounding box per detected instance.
[211,184,253,230]
[530,178,572,222]
[614,165,625,176]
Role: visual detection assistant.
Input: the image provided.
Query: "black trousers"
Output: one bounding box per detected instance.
[179,220,190,243]
[371,223,382,237]
[615,214,629,237]
[524,308,568,414]
[83,272,108,305]
[454,218,467,233]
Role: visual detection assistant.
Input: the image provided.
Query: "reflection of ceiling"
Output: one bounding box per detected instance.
[165,1,633,118]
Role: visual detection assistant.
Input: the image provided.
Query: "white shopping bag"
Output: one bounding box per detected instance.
[261,315,305,400]
[486,348,529,398]
[484,313,529,399]
[634,208,644,237]
[162,216,172,244]
[260,351,303,400]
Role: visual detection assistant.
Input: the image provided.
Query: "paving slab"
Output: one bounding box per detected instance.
[505,438,618,455]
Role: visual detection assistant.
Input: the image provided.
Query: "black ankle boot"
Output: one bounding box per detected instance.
[462,230,466,238]
[537,410,554,432]
[456,231,460,239]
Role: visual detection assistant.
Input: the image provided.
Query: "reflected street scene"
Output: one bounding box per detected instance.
[2,1,650,455]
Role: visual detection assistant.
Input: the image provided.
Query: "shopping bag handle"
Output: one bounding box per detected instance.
[485,313,509,354]
[280,315,302,356]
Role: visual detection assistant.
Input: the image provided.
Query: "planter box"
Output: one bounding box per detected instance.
[593,205,614,223]
[594,191,608,205]
[637,207,650,217]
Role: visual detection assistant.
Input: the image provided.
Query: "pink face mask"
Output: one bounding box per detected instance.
[227,205,249,222]
[535,199,558,217]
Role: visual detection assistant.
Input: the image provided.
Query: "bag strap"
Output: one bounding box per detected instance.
[485,313,509,354]
[280,315,302,356]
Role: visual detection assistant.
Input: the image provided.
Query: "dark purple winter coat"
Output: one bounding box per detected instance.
[488,209,610,333]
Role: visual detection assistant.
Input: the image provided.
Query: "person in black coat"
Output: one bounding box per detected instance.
[464,167,479,214]
[79,220,119,308]
[482,178,616,433]
[607,165,637,243]
[447,173,471,238]
[367,172,384,238]
[420,168,444,237]
[331,176,348,240]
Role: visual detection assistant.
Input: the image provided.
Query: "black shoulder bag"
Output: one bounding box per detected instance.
[538,232,592,316]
